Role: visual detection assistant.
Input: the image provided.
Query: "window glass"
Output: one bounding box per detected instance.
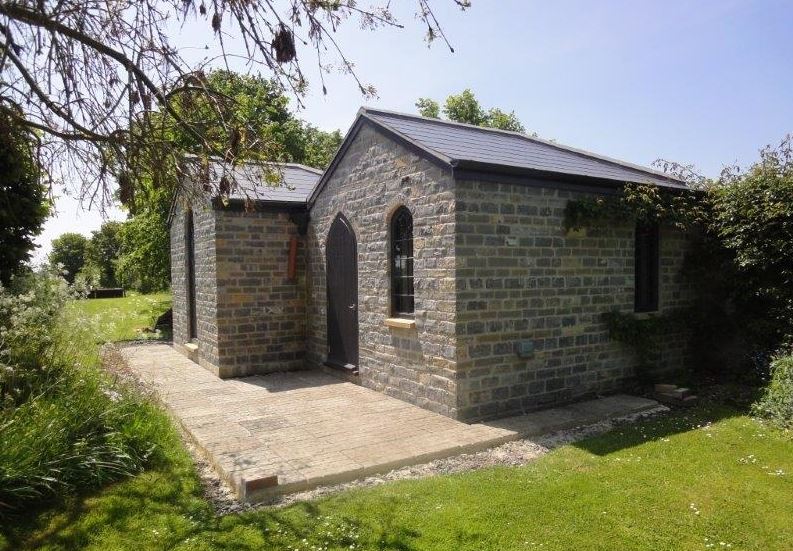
[635,222,660,313]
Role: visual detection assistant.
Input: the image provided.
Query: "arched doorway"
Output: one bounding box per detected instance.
[325,213,359,371]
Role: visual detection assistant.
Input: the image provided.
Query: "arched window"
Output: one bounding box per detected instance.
[390,206,414,318]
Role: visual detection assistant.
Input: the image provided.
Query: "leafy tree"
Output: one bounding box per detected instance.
[49,233,89,284]
[118,70,343,292]
[301,125,344,169]
[0,111,49,286]
[443,89,487,126]
[415,98,441,119]
[416,89,526,132]
[707,135,793,338]
[117,209,171,293]
[85,222,123,288]
[130,70,343,187]
[0,1,465,208]
[484,107,526,133]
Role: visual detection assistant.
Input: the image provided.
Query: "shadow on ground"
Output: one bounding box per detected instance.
[573,403,741,456]
[2,477,427,551]
[2,402,751,551]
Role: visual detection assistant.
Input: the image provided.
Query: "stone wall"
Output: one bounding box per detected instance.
[171,199,307,377]
[170,203,221,370]
[454,179,693,420]
[306,124,459,417]
[171,127,695,422]
[170,208,188,346]
[213,207,306,377]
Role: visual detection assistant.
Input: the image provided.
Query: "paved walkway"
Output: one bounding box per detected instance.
[120,344,658,502]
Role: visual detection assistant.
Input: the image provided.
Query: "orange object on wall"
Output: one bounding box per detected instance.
[288,236,298,281]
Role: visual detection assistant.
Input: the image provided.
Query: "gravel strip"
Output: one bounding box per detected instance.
[101,344,669,515]
[245,405,669,512]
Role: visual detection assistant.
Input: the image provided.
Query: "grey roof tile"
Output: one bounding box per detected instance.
[362,108,686,189]
[207,161,322,203]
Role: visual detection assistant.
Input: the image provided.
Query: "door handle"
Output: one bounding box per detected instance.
[349,304,356,310]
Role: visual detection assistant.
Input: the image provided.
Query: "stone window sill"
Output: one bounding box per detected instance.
[384,317,416,329]
[633,311,660,320]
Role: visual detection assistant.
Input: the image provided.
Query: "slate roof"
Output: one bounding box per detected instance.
[360,108,686,189]
[181,107,686,217]
[205,160,322,204]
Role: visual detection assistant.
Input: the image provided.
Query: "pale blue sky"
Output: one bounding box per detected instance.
[35,0,793,261]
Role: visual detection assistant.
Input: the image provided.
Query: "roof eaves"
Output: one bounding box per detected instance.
[452,160,691,191]
[182,154,323,175]
[278,162,324,175]
[212,197,309,212]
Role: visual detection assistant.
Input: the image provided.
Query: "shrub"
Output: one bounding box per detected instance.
[568,136,793,384]
[0,272,169,516]
[708,137,793,346]
[0,270,75,407]
[752,354,793,429]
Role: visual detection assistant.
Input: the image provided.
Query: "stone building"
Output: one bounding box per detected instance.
[170,108,694,421]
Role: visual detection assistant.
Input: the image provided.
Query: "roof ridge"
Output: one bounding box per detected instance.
[280,162,324,174]
[360,107,682,184]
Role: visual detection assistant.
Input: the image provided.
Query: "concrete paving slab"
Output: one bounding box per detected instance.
[120,343,660,503]
[120,344,515,502]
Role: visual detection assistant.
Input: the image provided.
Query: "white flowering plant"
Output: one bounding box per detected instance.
[0,271,168,514]
[0,270,81,408]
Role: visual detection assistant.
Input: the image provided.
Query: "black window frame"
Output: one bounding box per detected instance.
[185,208,198,340]
[390,206,415,318]
[634,222,660,313]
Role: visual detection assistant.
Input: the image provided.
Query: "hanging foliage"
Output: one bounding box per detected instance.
[562,183,707,232]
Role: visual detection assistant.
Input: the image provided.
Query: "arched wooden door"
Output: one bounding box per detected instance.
[325,214,359,371]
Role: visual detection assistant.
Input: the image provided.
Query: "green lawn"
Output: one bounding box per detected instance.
[3,404,791,551]
[3,294,791,550]
[66,292,172,342]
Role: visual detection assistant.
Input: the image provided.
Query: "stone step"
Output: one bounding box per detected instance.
[654,391,698,407]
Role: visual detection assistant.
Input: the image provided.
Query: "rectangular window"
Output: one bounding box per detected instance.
[634,222,660,313]
[185,209,198,339]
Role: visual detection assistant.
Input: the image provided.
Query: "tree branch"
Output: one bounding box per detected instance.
[0,2,208,149]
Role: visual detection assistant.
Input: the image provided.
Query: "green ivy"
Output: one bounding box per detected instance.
[601,310,685,384]
[563,183,705,232]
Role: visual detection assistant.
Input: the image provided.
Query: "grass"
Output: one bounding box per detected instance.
[66,292,171,342]
[2,404,791,551]
[0,288,179,521]
[3,293,791,550]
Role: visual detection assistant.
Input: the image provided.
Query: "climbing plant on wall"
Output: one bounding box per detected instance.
[562,183,706,232]
[565,136,793,384]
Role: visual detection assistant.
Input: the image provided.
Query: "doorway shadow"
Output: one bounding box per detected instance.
[233,369,347,393]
